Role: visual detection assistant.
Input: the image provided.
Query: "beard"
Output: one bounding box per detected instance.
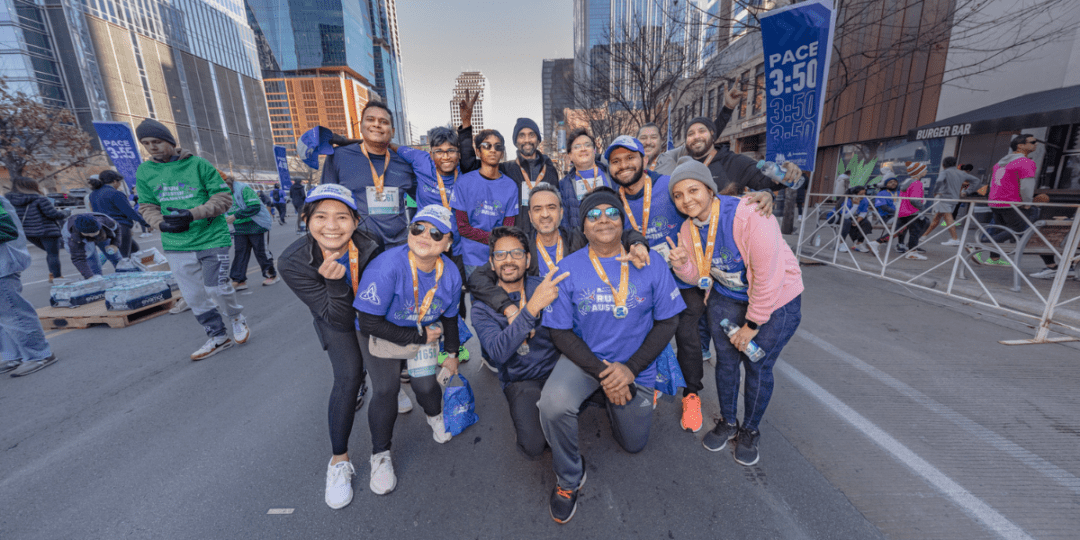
[517,143,537,158]
[611,166,644,188]
[687,140,713,160]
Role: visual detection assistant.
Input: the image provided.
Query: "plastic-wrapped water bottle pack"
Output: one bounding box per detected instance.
[104,278,172,311]
[49,276,108,308]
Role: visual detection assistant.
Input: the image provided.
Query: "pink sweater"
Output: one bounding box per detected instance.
[897,180,924,218]
[672,202,803,325]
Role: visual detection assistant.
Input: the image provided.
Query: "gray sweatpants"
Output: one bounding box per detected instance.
[167,246,243,338]
[537,357,654,490]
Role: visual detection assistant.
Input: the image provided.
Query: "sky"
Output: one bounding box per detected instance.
[395,0,573,158]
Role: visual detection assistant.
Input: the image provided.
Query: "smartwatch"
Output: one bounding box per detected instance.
[745,320,759,331]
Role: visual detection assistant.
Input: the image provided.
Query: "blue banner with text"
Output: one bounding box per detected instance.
[274,145,292,190]
[92,121,142,196]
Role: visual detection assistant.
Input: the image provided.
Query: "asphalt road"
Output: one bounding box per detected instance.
[1,220,1077,539]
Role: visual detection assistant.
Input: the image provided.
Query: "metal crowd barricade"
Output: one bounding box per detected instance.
[794,192,1080,345]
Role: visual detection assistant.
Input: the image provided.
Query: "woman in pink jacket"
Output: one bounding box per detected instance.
[665,156,803,467]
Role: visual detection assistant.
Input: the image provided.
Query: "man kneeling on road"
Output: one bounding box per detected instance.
[538,187,685,524]
[471,226,567,458]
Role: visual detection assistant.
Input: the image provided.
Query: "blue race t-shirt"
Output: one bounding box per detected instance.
[321,143,417,247]
[450,170,519,266]
[622,174,692,290]
[395,145,462,253]
[693,195,749,301]
[353,245,462,328]
[543,249,686,388]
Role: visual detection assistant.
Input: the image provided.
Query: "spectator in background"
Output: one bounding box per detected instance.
[89,170,149,259]
[559,128,612,231]
[290,180,307,233]
[923,156,981,246]
[223,173,278,289]
[5,175,67,281]
[892,162,930,260]
[834,186,873,253]
[637,123,663,171]
[974,134,1042,268]
[270,184,288,225]
[873,175,899,223]
[132,194,153,237]
[64,213,125,278]
[0,194,58,377]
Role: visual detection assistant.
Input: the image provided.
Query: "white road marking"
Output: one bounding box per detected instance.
[266,508,294,515]
[798,329,1080,496]
[777,359,1033,540]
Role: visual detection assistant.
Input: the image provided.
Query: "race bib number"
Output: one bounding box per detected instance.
[573,178,593,201]
[521,181,530,207]
[710,267,747,291]
[407,342,440,378]
[366,186,399,215]
[651,242,671,265]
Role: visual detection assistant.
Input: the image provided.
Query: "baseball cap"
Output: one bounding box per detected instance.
[411,204,453,236]
[305,184,357,211]
[603,135,645,162]
[297,126,336,169]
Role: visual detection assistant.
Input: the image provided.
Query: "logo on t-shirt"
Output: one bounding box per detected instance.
[474,200,504,217]
[359,283,380,305]
[394,297,445,324]
[576,283,646,316]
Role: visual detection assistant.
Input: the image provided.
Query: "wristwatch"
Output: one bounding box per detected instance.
[745,320,759,331]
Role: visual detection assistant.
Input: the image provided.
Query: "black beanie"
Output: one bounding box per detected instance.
[135,118,177,146]
[513,117,542,144]
[687,116,717,137]
[579,186,623,231]
[74,214,101,235]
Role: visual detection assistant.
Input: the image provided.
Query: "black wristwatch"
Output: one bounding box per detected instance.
[745,320,759,331]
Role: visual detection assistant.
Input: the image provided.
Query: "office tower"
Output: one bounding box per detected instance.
[449,71,488,130]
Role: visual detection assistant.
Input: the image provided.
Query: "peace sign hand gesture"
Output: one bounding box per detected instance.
[525,267,570,317]
[666,237,690,269]
[458,89,480,129]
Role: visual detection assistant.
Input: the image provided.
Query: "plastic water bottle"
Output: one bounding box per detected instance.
[757,158,806,190]
[720,318,765,362]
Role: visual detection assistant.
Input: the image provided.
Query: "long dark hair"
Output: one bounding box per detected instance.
[9,175,42,194]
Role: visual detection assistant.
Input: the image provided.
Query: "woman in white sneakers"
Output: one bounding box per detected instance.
[353,204,461,494]
[279,184,381,509]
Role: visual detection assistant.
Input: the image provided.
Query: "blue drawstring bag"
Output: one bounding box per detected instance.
[458,315,473,345]
[653,344,685,396]
[442,373,479,436]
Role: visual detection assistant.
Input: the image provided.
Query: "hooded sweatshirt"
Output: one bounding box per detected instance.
[135,149,233,251]
[989,153,1037,208]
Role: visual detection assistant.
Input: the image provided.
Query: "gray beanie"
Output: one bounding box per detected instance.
[135,118,177,146]
[669,156,717,198]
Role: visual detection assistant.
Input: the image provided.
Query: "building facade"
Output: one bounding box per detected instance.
[541,58,573,157]
[449,71,487,131]
[3,0,277,172]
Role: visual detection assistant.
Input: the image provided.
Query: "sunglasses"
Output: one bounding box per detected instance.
[479,141,505,152]
[409,222,445,242]
[585,207,621,222]
[492,248,527,261]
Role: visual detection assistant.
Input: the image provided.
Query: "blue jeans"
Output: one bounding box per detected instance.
[707,294,801,431]
[0,273,51,362]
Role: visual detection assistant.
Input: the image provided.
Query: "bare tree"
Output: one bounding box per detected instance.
[0,79,94,189]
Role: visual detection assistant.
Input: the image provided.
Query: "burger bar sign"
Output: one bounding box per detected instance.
[914,123,972,140]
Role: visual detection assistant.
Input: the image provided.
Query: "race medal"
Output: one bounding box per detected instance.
[361,143,390,195]
[697,276,713,290]
[619,180,651,235]
[691,199,720,291]
[613,306,628,319]
[516,342,530,356]
[588,246,629,320]
[408,251,445,334]
[436,170,456,210]
[537,236,563,274]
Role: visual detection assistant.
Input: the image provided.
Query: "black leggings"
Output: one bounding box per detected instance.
[675,287,707,396]
[116,223,135,258]
[360,334,442,454]
[314,319,367,456]
[895,215,926,249]
[26,236,62,278]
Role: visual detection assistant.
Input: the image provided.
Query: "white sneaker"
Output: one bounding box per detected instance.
[169,297,190,314]
[940,239,961,246]
[231,315,250,344]
[904,251,928,261]
[324,460,355,509]
[369,451,396,495]
[838,244,849,253]
[139,232,152,238]
[397,388,413,414]
[427,413,452,444]
[1029,267,1057,279]
[190,336,233,361]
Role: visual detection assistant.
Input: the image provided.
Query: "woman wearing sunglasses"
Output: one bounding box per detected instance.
[666,156,803,468]
[278,184,382,510]
[353,204,462,495]
[451,129,518,278]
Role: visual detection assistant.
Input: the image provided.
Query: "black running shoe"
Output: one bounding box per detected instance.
[549,470,587,524]
[734,428,761,466]
[702,420,738,452]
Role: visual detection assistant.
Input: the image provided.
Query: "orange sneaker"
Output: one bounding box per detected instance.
[681,393,703,432]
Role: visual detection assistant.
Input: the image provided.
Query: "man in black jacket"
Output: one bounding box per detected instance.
[290,181,307,233]
[456,90,561,238]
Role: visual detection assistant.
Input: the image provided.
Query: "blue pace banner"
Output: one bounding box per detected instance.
[273,145,292,190]
[92,121,142,195]
[760,0,835,172]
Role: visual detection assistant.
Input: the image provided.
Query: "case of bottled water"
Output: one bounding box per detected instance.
[105,278,172,311]
[49,276,107,308]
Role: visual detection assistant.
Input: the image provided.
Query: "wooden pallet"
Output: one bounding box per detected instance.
[38,297,177,330]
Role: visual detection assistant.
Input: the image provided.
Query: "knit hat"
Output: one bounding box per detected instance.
[411,204,454,236]
[135,118,176,146]
[603,135,644,162]
[669,156,718,198]
[578,186,623,231]
[687,116,717,137]
[906,161,927,178]
[513,118,542,144]
[74,214,101,235]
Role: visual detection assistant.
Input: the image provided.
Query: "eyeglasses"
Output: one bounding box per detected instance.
[479,142,505,152]
[585,207,621,222]
[492,248,527,261]
[409,222,445,242]
[572,142,594,150]
[432,148,459,157]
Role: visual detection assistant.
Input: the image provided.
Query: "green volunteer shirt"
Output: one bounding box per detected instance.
[228,184,268,235]
[135,155,231,252]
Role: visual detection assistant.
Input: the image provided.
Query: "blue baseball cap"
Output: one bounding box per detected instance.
[305,184,357,211]
[411,205,454,236]
[603,135,645,162]
[297,126,335,169]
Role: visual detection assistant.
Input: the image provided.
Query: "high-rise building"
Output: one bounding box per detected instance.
[449,71,488,130]
[246,0,411,151]
[541,59,574,156]
[2,0,277,171]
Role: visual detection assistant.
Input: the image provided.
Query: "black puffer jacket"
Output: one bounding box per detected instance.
[5,191,66,238]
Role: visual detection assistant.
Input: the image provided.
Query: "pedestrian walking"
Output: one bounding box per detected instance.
[923,156,980,246]
[352,204,461,495]
[134,118,250,361]
[279,184,382,510]
[223,172,278,289]
[89,170,149,258]
[667,157,803,467]
[0,195,58,377]
[5,175,67,281]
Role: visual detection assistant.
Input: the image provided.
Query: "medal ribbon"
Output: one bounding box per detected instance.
[537,236,563,274]
[436,169,456,210]
[518,158,547,195]
[577,166,601,193]
[588,246,628,316]
[619,179,651,235]
[408,251,445,333]
[348,240,359,294]
[690,198,720,284]
[361,143,390,195]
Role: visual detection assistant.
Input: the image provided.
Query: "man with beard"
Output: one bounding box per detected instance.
[538,187,685,524]
[637,123,663,172]
[471,227,568,458]
[457,91,560,238]
[321,102,416,247]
